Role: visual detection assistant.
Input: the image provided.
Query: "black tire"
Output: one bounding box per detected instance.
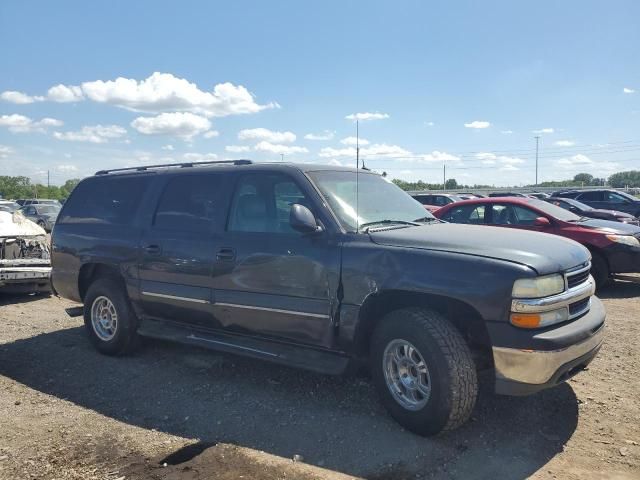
[370,308,478,436]
[83,277,139,355]
[590,252,610,290]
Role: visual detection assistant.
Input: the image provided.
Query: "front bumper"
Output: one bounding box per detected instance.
[605,243,640,274]
[0,266,51,286]
[492,296,605,395]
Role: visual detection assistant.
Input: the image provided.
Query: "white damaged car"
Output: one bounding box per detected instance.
[0,211,51,294]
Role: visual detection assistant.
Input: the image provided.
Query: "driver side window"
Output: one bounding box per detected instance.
[228,174,311,234]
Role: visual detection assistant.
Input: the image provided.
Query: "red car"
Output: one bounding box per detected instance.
[434,197,640,288]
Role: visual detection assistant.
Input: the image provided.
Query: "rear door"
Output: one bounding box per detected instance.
[137,172,230,328]
[210,171,340,348]
[487,203,554,233]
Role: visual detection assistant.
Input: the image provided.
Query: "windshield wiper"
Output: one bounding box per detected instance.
[359,219,421,232]
[567,216,590,223]
[414,216,440,223]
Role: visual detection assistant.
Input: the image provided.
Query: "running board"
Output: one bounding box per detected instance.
[137,318,350,375]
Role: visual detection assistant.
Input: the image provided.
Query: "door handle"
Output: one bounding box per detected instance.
[216,247,236,261]
[144,244,162,255]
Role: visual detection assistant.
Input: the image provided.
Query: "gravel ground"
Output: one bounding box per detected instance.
[0,279,638,480]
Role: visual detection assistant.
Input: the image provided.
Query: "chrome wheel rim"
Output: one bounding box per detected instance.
[383,339,431,410]
[90,296,118,341]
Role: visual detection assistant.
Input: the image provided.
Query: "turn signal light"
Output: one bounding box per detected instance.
[510,313,541,328]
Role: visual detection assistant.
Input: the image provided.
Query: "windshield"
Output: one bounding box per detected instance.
[554,197,594,211]
[307,170,434,232]
[37,205,60,214]
[529,199,582,222]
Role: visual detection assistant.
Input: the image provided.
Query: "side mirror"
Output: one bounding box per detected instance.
[290,204,322,234]
[534,217,551,227]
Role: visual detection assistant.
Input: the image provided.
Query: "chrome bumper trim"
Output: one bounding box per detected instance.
[511,275,595,316]
[493,324,605,385]
[0,267,51,281]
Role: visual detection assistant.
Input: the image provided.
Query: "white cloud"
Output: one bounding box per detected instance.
[203,130,220,138]
[225,145,251,153]
[0,145,13,158]
[79,72,276,116]
[557,154,593,166]
[554,140,575,147]
[238,128,296,143]
[161,144,174,151]
[254,141,308,155]
[464,120,491,129]
[183,153,218,161]
[327,159,343,166]
[54,164,79,173]
[53,124,127,143]
[345,112,390,121]
[131,112,211,139]
[623,87,636,94]
[425,121,435,127]
[475,152,525,165]
[0,114,63,133]
[533,128,554,134]
[304,130,334,140]
[340,136,369,146]
[501,130,513,135]
[319,143,410,158]
[500,165,519,172]
[3,72,277,116]
[419,150,461,163]
[0,91,44,104]
[47,84,84,102]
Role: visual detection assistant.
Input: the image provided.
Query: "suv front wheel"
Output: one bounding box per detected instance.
[83,277,139,355]
[371,308,478,436]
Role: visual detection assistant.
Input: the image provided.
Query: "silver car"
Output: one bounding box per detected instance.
[19,204,61,232]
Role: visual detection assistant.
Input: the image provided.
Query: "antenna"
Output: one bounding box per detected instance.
[356,119,360,232]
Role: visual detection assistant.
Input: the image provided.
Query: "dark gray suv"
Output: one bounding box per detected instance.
[51,160,605,435]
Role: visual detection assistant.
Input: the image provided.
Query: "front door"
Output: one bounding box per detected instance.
[138,172,229,328]
[211,172,340,348]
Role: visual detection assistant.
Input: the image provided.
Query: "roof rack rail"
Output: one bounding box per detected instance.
[95,159,252,175]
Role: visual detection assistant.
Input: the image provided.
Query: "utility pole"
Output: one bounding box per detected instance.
[356,120,360,169]
[47,170,50,189]
[534,136,540,186]
[443,162,446,190]
[280,153,284,162]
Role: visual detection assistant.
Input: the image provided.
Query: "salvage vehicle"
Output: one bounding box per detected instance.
[51,161,605,435]
[551,189,640,217]
[546,197,639,226]
[0,211,51,294]
[435,197,640,288]
[0,201,20,213]
[18,204,61,232]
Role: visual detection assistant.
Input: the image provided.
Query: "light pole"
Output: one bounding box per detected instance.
[534,136,540,186]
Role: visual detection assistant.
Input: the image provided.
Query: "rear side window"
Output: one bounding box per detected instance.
[153,174,225,232]
[59,176,149,225]
[441,204,485,224]
[578,191,603,201]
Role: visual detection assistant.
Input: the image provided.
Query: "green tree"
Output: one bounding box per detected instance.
[608,171,640,188]
[445,178,458,189]
[573,173,594,185]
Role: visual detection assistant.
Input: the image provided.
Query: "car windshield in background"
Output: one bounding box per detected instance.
[556,198,594,211]
[529,199,582,222]
[307,170,434,232]
[38,205,60,214]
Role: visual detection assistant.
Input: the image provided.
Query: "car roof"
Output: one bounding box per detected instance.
[439,196,542,208]
[92,160,365,178]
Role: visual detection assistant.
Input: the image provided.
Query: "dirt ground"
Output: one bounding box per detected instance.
[0,280,638,480]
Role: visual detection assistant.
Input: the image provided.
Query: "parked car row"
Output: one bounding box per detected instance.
[48,160,607,437]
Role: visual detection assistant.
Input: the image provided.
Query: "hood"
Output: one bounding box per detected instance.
[0,211,47,236]
[588,208,635,220]
[573,218,640,235]
[368,223,589,275]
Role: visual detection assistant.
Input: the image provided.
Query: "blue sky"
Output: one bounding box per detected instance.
[1,0,639,187]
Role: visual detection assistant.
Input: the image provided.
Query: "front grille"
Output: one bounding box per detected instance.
[569,297,590,318]
[566,265,591,290]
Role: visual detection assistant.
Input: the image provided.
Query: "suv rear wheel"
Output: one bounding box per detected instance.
[83,277,139,355]
[371,307,478,436]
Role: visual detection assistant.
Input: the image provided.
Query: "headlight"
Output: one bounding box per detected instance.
[606,234,640,247]
[512,274,565,299]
